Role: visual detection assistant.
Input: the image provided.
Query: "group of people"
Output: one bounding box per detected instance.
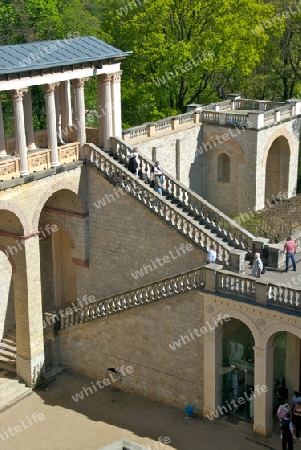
[250,235,297,278]
[127,147,163,196]
[276,390,301,449]
[127,148,298,275]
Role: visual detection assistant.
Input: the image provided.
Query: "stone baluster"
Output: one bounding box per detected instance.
[12,88,29,176]
[44,83,60,168]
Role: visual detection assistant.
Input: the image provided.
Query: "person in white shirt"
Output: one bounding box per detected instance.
[207,244,219,263]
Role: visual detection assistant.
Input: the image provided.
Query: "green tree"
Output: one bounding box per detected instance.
[96,0,274,126]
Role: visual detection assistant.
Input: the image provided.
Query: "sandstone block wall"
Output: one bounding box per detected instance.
[87,167,206,299]
[58,290,204,413]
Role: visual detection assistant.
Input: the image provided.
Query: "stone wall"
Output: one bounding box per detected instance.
[58,290,204,413]
[87,166,206,299]
[126,117,300,218]
[128,125,202,192]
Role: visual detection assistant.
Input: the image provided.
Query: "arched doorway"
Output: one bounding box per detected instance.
[272,331,300,412]
[39,188,84,313]
[222,318,255,420]
[265,136,290,203]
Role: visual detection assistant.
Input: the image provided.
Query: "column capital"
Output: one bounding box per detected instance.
[112,71,123,83]
[73,78,89,89]
[44,82,60,95]
[12,88,28,101]
[99,73,113,83]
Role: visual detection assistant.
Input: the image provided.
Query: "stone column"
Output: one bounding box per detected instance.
[73,78,87,159]
[60,80,72,143]
[44,83,60,167]
[176,139,180,181]
[15,234,44,387]
[55,84,63,145]
[253,345,274,436]
[0,98,6,156]
[99,73,113,151]
[111,71,123,138]
[203,323,223,417]
[23,88,36,150]
[97,75,104,147]
[12,88,29,176]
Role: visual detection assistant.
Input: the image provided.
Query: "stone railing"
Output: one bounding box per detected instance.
[48,265,301,334]
[200,99,301,130]
[110,136,256,256]
[211,265,301,310]
[58,267,205,330]
[122,111,200,142]
[87,142,239,269]
[0,142,80,182]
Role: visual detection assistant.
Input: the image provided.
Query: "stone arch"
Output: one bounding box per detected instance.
[260,321,301,349]
[206,307,261,346]
[0,202,30,235]
[32,180,84,231]
[261,127,294,169]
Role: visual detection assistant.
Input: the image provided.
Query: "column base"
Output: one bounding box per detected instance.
[20,170,30,177]
[16,353,45,387]
[0,150,7,156]
[253,422,273,437]
[27,144,36,150]
[202,406,216,420]
[51,161,61,168]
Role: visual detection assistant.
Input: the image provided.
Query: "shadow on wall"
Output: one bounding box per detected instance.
[188,127,204,197]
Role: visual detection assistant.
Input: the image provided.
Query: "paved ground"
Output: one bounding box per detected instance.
[0,370,287,450]
[246,253,301,289]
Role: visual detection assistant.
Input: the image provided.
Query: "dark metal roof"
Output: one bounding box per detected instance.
[0,36,130,75]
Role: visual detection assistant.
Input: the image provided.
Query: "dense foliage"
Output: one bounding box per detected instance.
[1,0,301,129]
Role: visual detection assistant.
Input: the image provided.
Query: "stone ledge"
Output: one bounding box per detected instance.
[0,160,84,191]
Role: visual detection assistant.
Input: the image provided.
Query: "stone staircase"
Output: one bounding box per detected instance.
[86,140,258,271]
[0,377,32,412]
[0,327,17,374]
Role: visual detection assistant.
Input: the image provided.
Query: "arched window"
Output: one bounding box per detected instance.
[218,153,230,182]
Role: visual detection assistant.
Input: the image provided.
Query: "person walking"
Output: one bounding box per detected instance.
[252,252,263,278]
[284,237,297,272]
[153,161,163,196]
[280,412,296,450]
[207,244,219,264]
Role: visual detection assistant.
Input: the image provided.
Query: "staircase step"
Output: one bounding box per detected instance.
[0,378,32,412]
[0,360,16,374]
[0,341,16,352]
[0,349,16,360]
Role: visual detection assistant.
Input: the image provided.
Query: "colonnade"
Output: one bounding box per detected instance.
[0,70,123,175]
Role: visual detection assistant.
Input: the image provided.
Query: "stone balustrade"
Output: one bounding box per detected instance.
[59,267,205,330]
[201,99,301,129]
[110,136,256,255]
[86,142,237,269]
[45,265,301,334]
[122,111,200,143]
[0,141,79,182]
